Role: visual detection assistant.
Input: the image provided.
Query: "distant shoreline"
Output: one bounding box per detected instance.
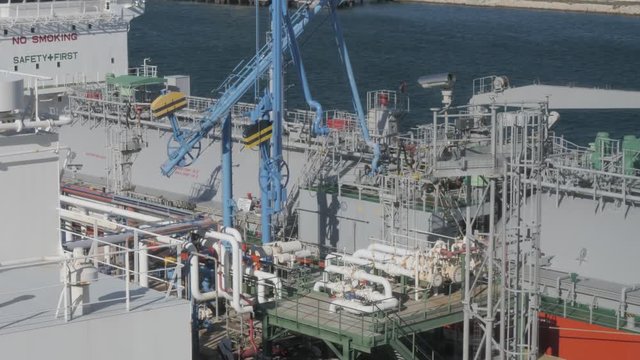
[395,0,640,16]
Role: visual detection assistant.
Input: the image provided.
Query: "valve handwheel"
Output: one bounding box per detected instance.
[167,130,202,168]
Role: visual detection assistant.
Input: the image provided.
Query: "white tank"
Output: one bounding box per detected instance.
[0,75,23,112]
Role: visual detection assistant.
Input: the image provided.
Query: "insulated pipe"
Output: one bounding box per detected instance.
[60,195,162,223]
[329,297,398,314]
[59,209,119,231]
[245,267,282,303]
[278,240,303,253]
[314,281,347,293]
[204,228,253,313]
[139,244,149,288]
[328,253,414,278]
[368,243,412,257]
[0,114,72,133]
[375,262,415,278]
[328,253,371,266]
[324,265,393,298]
[294,249,312,258]
[352,249,394,262]
[64,218,213,249]
[186,243,218,302]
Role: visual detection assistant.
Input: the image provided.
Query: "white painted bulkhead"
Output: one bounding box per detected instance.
[1,28,129,89]
[537,193,640,286]
[59,119,308,206]
[0,132,62,262]
[0,0,142,92]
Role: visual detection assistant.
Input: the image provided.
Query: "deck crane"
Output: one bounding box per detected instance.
[153,0,381,244]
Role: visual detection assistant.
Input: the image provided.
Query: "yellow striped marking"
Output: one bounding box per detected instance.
[244,127,273,149]
[151,92,187,118]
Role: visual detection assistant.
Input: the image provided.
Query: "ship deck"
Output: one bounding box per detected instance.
[0,261,188,335]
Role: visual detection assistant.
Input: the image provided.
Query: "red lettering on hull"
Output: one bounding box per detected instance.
[12,33,78,45]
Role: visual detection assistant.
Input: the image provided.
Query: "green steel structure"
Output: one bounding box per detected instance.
[260,285,487,360]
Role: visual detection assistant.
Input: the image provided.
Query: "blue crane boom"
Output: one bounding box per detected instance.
[157,0,380,243]
[160,0,328,177]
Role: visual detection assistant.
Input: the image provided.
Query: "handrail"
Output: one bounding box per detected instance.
[373,295,445,360]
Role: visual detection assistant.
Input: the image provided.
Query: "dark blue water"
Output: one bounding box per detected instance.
[129,1,640,144]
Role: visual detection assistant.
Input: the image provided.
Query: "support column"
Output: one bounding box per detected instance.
[262,316,273,358]
[140,243,149,288]
[342,339,354,360]
[222,113,234,228]
[499,175,507,360]
[463,178,471,360]
[485,179,496,360]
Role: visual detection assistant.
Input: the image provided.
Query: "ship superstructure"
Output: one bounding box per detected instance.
[0,0,144,95]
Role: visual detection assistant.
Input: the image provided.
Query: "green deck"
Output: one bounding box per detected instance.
[261,286,484,359]
[106,75,166,89]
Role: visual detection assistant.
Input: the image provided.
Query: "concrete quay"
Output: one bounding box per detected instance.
[397,0,640,16]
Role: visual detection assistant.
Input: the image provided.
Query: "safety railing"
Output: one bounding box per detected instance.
[540,295,640,332]
[267,281,469,353]
[268,287,388,348]
[379,294,445,360]
[0,0,137,24]
[59,220,187,300]
[0,218,186,334]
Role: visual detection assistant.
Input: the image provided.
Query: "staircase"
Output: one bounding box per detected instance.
[281,136,333,238]
[376,302,445,360]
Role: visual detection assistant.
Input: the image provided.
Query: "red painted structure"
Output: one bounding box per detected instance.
[539,312,640,359]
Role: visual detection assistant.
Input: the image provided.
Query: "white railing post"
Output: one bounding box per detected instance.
[125,243,130,311]
[64,261,71,321]
[91,219,99,267]
[176,242,183,298]
[133,230,139,284]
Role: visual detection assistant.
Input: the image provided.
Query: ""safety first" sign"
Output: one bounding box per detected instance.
[13,52,79,64]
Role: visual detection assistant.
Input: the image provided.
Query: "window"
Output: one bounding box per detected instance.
[88,24,92,30]
[111,58,114,64]
[14,66,18,71]
[3,29,7,36]
[36,64,39,70]
[72,25,76,31]
[57,62,60,68]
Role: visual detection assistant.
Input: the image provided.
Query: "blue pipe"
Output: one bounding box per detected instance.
[260,142,272,244]
[283,11,327,137]
[328,4,380,174]
[260,0,285,245]
[167,114,184,142]
[221,112,233,227]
